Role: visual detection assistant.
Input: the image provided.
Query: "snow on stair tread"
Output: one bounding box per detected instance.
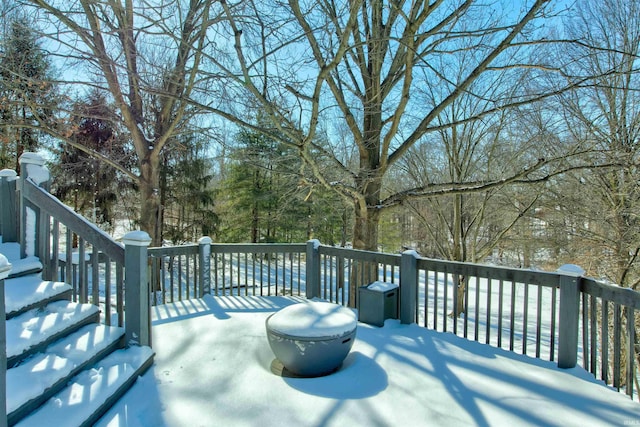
[47,323,124,357]
[7,256,43,276]
[16,346,155,427]
[7,354,71,414]
[6,301,100,358]
[5,275,72,314]
[7,324,125,413]
[0,242,43,274]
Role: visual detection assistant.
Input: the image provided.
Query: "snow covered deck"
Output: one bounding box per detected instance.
[97,295,640,427]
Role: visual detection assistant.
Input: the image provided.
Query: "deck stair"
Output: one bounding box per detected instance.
[3,245,154,426]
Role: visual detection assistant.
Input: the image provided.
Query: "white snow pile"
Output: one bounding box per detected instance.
[267,301,357,338]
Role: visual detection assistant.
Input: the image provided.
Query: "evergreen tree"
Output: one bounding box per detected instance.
[50,90,134,229]
[216,128,348,244]
[217,130,282,243]
[0,17,57,171]
[160,134,217,244]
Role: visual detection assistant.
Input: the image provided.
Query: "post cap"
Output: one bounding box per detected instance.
[0,169,17,178]
[307,239,321,249]
[198,236,212,245]
[557,264,585,277]
[402,249,420,258]
[122,230,152,247]
[18,152,45,166]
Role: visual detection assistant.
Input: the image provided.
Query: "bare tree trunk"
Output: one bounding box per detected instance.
[349,196,381,307]
[138,152,162,247]
[353,202,380,252]
[452,193,467,317]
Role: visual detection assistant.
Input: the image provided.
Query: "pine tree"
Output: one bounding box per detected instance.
[0,17,58,171]
[160,134,217,244]
[217,128,349,244]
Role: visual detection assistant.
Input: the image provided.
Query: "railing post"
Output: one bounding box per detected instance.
[198,236,212,297]
[0,254,11,427]
[306,239,321,299]
[400,250,419,324]
[0,169,18,243]
[557,264,583,369]
[123,231,152,347]
[18,153,49,258]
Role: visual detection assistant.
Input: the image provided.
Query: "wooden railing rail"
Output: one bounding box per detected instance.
[310,242,401,306]
[148,244,199,305]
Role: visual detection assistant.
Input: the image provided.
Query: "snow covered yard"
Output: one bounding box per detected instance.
[97,295,640,427]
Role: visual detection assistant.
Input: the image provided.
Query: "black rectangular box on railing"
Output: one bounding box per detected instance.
[358,281,399,327]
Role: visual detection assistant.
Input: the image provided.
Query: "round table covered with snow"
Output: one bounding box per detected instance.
[265,301,357,377]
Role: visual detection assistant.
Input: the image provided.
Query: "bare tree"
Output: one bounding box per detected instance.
[208,0,576,253]
[396,93,554,314]
[201,0,587,302]
[551,0,640,393]
[556,0,640,289]
[22,0,221,245]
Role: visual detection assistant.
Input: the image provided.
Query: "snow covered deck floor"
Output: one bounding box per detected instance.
[97,295,640,427]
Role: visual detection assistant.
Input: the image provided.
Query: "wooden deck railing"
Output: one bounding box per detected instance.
[579,277,640,396]
[1,153,152,348]
[1,152,638,402]
[147,237,639,398]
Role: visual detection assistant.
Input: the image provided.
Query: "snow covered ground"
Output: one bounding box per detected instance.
[96,295,640,427]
